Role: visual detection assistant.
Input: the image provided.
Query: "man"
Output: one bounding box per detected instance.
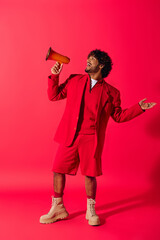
[40,49,157,226]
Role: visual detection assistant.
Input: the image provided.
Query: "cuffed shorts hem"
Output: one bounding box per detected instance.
[52,168,78,176]
[80,171,103,177]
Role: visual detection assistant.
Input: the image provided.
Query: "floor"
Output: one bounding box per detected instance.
[1,184,160,240]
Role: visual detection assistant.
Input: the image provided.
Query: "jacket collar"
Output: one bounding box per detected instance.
[86,73,104,84]
[85,73,110,93]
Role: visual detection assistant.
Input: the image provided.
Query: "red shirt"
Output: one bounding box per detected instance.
[76,76,103,135]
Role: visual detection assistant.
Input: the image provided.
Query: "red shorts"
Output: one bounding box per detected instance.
[52,134,102,177]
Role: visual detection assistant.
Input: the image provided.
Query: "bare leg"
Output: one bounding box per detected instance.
[53,172,66,196]
[40,172,68,224]
[85,176,97,199]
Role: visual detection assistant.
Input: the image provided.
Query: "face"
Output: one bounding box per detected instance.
[85,55,101,74]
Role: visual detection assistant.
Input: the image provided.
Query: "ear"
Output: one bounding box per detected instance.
[99,64,104,69]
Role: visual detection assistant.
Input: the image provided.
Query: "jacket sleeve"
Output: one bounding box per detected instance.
[47,74,73,101]
[111,90,145,123]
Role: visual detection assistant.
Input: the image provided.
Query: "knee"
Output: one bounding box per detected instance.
[85,176,96,182]
[53,172,65,178]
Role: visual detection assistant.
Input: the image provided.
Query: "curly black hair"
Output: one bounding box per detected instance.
[87,49,113,78]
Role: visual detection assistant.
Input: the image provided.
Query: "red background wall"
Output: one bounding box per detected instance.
[0,0,159,191]
[0,1,160,239]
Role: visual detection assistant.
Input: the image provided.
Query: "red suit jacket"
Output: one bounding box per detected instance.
[48,73,145,161]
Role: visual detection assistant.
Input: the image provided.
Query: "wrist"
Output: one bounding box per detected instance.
[138,102,145,112]
[48,73,59,80]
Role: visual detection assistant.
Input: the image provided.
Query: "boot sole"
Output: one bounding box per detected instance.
[86,213,100,226]
[40,211,69,224]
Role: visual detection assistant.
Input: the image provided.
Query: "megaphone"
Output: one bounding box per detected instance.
[45,47,70,64]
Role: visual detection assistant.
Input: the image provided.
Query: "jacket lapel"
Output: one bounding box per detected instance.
[76,74,88,108]
[95,80,110,125]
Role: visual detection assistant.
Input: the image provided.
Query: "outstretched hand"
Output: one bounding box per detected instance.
[139,98,157,110]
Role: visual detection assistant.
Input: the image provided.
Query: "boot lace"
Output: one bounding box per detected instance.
[51,196,56,205]
[51,196,63,207]
[88,199,96,216]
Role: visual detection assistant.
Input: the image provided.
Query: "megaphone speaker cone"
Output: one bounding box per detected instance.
[45,47,70,64]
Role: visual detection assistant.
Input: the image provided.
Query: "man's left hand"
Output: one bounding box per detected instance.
[139,98,157,110]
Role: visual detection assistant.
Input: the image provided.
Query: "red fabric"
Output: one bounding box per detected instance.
[48,73,145,165]
[52,134,102,177]
[87,195,95,200]
[77,76,103,135]
[54,191,63,198]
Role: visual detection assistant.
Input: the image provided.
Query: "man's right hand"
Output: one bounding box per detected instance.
[51,62,63,75]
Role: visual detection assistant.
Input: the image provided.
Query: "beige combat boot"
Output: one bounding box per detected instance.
[86,198,100,226]
[40,196,69,224]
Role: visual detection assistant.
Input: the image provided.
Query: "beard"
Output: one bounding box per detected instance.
[85,64,100,73]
